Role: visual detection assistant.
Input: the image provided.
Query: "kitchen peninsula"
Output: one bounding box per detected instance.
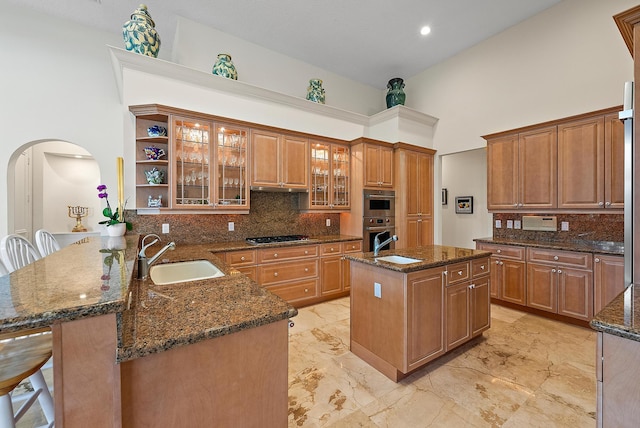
[346,245,492,382]
[0,235,296,427]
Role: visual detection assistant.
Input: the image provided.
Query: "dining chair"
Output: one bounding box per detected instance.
[34,230,61,258]
[0,259,55,427]
[0,235,41,273]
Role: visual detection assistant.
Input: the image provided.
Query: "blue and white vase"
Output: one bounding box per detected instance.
[212,54,238,80]
[306,79,325,104]
[122,4,161,58]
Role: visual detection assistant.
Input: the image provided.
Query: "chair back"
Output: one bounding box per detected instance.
[0,234,41,273]
[35,229,61,257]
[0,259,7,276]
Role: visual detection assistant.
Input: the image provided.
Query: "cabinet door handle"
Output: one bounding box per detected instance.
[595,257,600,263]
[468,284,475,289]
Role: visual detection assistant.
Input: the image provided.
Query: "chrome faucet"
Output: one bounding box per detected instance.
[373,231,398,257]
[137,234,176,280]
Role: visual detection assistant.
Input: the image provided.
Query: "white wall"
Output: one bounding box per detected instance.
[441,149,491,248]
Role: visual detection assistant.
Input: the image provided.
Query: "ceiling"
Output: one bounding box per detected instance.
[11,0,562,89]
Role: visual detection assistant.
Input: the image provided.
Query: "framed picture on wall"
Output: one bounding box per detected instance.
[455,196,473,214]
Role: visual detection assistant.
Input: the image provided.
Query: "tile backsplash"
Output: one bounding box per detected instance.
[127,192,340,244]
[492,213,623,242]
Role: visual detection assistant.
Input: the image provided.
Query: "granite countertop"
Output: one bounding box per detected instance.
[0,235,298,363]
[591,284,640,342]
[345,245,492,273]
[474,237,624,256]
[206,234,362,252]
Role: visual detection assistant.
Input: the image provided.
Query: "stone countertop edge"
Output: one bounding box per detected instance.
[473,237,624,256]
[590,283,640,342]
[344,245,492,273]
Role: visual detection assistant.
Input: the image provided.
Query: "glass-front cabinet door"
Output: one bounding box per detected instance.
[214,123,249,209]
[308,141,350,210]
[174,117,211,208]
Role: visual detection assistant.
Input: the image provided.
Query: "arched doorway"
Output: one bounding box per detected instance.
[8,140,101,244]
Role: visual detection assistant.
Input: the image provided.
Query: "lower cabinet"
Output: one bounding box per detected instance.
[350,256,490,382]
[594,254,625,314]
[220,239,361,307]
[476,243,526,304]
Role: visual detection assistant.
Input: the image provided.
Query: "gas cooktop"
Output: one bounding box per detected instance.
[245,235,309,245]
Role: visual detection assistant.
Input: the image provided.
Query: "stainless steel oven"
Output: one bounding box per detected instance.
[363,189,395,217]
[363,190,395,252]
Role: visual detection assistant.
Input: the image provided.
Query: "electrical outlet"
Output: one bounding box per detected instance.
[495,220,502,229]
[228,221,234,231]
[514,220,521,229]
[326,218,331,227]
[506,220,513,229]
[374,282,382,298]
[162,223,169,234]
[561,221,569,231]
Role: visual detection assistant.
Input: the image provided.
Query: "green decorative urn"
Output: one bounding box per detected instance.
[385,78,406,108]
[306,79,326,104]
[212,54,238,80]
[122,4,161,58]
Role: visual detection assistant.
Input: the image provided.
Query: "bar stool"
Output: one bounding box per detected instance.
[34,230,61,258]
[0,256,55,427]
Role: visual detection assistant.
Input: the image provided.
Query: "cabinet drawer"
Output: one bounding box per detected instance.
[320,243,343,256]
[471,258,490,277]
[476,243,525,260]
[265,279,318,302]
[343,241,362,253]
[225,249,257,266]
[257,245,318,263]
[527,248,592,270]
[258,260,318,285]
[447,262,470,285]
[233,266,257,281]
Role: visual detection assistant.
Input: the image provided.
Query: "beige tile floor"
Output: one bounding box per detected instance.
[288,297,596,427]
[17,298,596,427]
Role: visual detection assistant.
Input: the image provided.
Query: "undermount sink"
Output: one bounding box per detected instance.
[375,255,422,265]
[150,260,225,285]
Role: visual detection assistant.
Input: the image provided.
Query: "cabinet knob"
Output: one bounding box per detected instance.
[331,247,335,252]
[305,268,309,272]
[514,203,518,207]
[274,272,278,277]
[497,249,502,254]
[469,284,475,289]
[495,260,500,265]
[480,265,485,270]
[552,269,556,273]
[598,201,604,206]
[557,269,562,274]
[304,251,309,255]
[595,257,600,263]
[458,270,463,276]
[605,202,611,207]
[499,261,504,266]
[553,256,559,261]
[274,253,278,258]
[240,256,245,261]
[304,288,309,293]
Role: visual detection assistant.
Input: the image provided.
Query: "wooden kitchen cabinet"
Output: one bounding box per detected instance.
[526,247,593,321]
[604,112,625,209]
[395,145,435,249]
[594,254,625,314]
[320,243,344,296]
[363,142,394,188]
[446,281,471,350]
[251,129,309,190]
[300,141,350,211]
[476,243,527,305]
[486,126,557,210]
[342,240,362,291]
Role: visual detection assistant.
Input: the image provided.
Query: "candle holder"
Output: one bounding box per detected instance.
[68,206,89,232]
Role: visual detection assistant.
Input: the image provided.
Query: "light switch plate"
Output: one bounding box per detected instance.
[561,221,569,231]
[162,223,169,234]
[326,218,331,227]
[506,220,513,229]
[374,282,382,298]
[495,220,502,228]
[514,220,521,229]
[228,222,234,231]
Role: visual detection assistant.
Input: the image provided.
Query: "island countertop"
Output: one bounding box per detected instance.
[0,235,297,362]
[590,283,640,342]
[345,245,492,273]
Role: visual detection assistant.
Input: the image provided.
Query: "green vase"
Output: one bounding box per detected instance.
[306,79,325,104]
[386,78,406,108]
[212,54,238,80]
[122,4,161,58]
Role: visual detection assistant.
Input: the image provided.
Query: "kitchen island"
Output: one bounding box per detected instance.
[345,245,492,382]
[0,235,296,427]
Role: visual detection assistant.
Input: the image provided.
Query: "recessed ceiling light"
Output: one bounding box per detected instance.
[420,26,431,36]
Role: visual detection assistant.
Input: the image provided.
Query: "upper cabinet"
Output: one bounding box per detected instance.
[487,127,557,210]
[251,130,309,190]
[299,140,350,211]
[363,143,394,188]
[214,123,250,209]
[485,106,623,212]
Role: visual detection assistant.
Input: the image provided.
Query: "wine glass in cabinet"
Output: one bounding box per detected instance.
[215,123,249,209]
[174,117,211,208]
[306,141,350,210]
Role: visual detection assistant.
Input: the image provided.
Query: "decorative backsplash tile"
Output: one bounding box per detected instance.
[492,213,623,242]
[127,192,340,244]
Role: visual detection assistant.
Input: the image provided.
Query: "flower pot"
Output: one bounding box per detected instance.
[106,223,127,237]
